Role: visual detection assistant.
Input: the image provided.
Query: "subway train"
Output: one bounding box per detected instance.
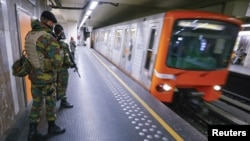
[91,10,242,103]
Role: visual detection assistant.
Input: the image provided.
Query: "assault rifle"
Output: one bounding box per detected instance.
[67,47,81,78]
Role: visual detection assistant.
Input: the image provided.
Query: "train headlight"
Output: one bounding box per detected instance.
[213,85,221,91]
[156,84,172,92]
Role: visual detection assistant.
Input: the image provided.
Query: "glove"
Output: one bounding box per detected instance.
[70,63,76,68]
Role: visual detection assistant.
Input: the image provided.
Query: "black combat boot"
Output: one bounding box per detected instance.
[60,99,73,108]
[28,123,47,141]
[48,121,66,137]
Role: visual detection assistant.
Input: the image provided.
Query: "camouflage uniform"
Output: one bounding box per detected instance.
[26,11,66,141]
[25,19,63,123]
[54,24,75,108]
[57,41,74,101]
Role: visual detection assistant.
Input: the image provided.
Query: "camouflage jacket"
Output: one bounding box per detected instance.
[58,40,74,69]
[25,20,63,84]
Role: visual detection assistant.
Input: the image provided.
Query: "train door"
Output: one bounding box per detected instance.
[120,24,137,74]
[119,27,129,70]
[106,30,113,60]
[140,22,161,87]
[113,28,124,65]
[125,24,137,74]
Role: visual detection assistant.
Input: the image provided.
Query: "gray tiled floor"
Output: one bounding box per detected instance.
[7,47,206,141]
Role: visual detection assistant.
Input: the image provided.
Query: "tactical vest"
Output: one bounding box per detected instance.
[25,31,52,72]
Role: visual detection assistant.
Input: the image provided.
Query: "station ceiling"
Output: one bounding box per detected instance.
[49,0,236,29]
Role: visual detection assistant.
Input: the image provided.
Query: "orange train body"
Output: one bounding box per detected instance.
[92,10,242,103]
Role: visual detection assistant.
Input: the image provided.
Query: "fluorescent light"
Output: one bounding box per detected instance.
[89,1,98,10]
[79,1,99,29]
[85,10,92,16]
[1,0,6,4]
[79,16,89,27]
[79,20,86,28]
[83,17,88,22]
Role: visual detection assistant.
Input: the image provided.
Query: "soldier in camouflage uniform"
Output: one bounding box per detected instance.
[24,11,66,141]
[54,24,75,108]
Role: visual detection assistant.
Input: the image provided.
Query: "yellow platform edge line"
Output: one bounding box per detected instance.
[91,51,184,141]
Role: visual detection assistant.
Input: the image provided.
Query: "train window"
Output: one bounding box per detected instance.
[104,31,108,45]
[100,31,105,44]
[167,19,239,70]
[107,31,113,47]
[95,32,99,43]
[144,28,156,70]
[115,29,123,50]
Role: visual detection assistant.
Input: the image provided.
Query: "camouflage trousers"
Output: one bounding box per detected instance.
[57,69,69,100]
[29,83,57,123]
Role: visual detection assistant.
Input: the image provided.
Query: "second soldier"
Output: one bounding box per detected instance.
[54,24,75,108]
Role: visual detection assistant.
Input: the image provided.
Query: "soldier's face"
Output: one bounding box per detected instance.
[47,21,55,30]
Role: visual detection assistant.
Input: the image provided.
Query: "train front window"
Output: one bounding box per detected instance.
[167,19,240,70]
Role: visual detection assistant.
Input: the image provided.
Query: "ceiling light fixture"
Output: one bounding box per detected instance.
[79,1,98,29]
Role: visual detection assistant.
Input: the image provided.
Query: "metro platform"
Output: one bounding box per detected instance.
[7,46,206,141]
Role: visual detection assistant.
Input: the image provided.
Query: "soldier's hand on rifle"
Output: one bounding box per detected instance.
[70,63,76,68]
